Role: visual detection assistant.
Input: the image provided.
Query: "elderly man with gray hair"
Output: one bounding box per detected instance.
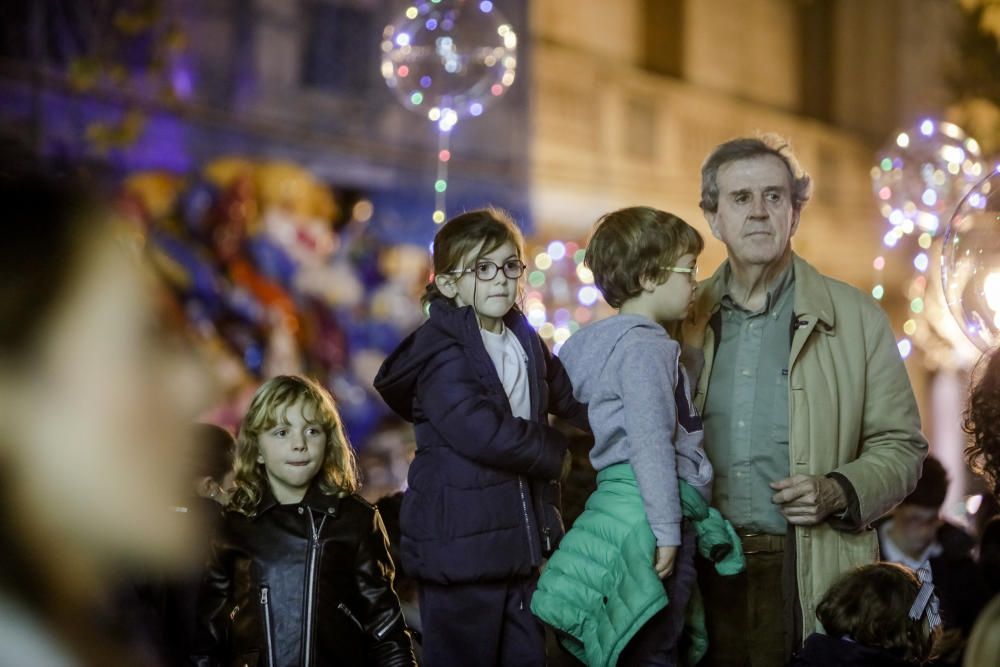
[680,134,927,665]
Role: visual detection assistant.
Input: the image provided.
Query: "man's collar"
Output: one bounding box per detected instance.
[699,253,836,329]
[719,261,795,314]
[789,253,836,329]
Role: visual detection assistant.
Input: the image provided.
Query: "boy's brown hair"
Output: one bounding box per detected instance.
[585,206,703,309]
[817,563,939,665]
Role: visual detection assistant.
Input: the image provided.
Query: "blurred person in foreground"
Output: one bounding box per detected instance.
[0,151,212,665]
[124,424,236,666]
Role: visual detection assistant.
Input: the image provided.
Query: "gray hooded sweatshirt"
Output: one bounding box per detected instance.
[559,314,713,546]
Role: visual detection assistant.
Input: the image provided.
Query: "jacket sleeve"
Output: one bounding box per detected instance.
[418,346,567,479]
[620,338,683,547]
[827,305,928,527]
[188,530,231,667]
[356,509,417,667]
[544,343,590,432]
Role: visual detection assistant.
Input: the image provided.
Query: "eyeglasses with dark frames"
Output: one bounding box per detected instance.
[447,259,527,281]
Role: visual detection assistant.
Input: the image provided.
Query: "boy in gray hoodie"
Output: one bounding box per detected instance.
[548,207,714,664]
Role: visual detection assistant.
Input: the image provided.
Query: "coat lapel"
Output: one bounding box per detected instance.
[788,255,836,371]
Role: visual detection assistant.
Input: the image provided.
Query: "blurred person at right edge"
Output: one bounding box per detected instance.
[963,593,1000,667]
[964,345,1000,503]
[963,343,1000,602]
[877,455,989,666]
[0,144,213,665]
[962,337,1000,667]
[678,134,927,666]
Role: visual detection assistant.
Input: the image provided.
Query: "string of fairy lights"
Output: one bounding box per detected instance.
[381,0,517,226]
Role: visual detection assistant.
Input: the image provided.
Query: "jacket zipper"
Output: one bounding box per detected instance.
[373,608,403,641]
[338,602,365,633]
[302,509,328,667]
[260,585,275,667]
[518,476,538,563]
[518,323,542,564]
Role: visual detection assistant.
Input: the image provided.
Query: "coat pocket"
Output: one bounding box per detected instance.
[444,480,523,539]
[400,487,443,541]
[837,530,879,569]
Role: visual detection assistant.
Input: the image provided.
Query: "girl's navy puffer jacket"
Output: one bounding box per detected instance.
[374,300,588,584]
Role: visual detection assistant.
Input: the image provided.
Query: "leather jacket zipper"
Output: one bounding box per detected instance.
[302,509,328,667]
[260,585,275,667]
[373,608,403,641]
[338,602,365,633]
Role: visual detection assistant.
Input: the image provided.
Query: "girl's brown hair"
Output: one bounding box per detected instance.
[229,375,360,516]
[817,563,939,665]
[585,207,703,309]
[423,207,526,307]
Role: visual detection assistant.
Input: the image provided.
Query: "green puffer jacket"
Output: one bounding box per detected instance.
[531,463,744,667]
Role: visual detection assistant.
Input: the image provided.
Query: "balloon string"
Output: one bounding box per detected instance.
[435,129,450,225]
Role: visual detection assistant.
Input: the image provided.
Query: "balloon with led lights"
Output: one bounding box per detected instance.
[381,0,517,127]
[871,120,987,237]
[941,166,1000,351]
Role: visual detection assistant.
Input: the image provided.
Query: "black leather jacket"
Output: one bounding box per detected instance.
[191,484,415,667]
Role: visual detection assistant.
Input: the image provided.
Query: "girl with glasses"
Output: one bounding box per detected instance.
[374,208,589,666]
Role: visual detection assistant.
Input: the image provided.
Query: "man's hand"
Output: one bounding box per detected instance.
[654,546,677,579]
[770,474,846,526]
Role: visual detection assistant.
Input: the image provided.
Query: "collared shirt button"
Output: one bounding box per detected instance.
[737,420,745,428]
[741,368,752,376]
[297,506,305,514]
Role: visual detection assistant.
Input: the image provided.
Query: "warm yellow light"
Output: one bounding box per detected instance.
[985,272,1000,313]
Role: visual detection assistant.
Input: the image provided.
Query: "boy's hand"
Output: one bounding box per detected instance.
[654,546,677,579]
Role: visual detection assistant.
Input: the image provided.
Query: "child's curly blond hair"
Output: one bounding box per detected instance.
[229,375,359,516]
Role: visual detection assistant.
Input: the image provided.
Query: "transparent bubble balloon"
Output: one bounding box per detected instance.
[871,120,986,237]
[381,0,517,130]
[941,165,1000,351]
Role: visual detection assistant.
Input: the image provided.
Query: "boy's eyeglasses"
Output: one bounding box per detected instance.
[448,259,527,281]
[664,265,698,280]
